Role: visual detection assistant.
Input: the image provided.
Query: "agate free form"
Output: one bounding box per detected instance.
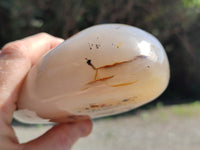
[14,24,170,123]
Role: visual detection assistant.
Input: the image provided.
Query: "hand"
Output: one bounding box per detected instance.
[0,33,93,150]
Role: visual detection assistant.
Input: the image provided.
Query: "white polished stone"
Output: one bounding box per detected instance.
[14,24,170,123]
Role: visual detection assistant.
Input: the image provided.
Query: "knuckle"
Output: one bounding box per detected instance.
[3,41,25,51]
[1,41,29,60]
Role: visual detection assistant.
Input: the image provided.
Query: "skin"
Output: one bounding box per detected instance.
[0,33,93,150]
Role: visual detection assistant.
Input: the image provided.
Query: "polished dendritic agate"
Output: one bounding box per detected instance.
[14,24,170,123]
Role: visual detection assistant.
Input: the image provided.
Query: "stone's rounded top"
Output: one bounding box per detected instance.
[50,24,166,68]
[14,24,170,124]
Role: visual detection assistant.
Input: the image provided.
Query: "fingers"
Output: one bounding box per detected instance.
[22,119,93,150]
[0,33,64,124]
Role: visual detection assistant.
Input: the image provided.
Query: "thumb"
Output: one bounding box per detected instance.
[22,119,93,150]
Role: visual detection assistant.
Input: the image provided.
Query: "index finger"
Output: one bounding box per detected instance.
[2,33,64,66]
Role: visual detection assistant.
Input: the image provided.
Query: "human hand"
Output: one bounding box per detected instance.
[0,33,93,150]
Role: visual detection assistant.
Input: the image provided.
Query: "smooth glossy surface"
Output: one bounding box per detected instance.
[14,24,170,123]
